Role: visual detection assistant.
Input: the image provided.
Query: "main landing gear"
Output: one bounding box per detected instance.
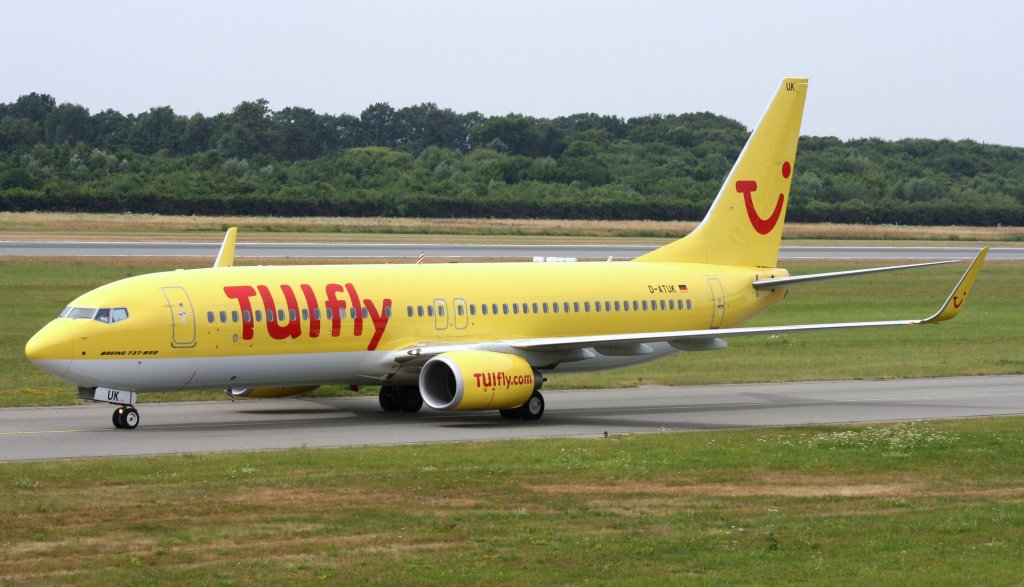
[499,390,545,421]
[378,385,424,413]
[112,405,140,429]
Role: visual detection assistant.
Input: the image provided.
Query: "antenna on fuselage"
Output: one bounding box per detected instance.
[214,227,238,268]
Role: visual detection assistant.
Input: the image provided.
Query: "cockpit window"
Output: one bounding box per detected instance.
[62,306,129,323]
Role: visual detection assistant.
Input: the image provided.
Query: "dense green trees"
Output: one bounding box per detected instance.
[0,93,1021,225]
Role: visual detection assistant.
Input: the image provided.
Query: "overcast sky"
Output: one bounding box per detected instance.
[2,1,1022,146]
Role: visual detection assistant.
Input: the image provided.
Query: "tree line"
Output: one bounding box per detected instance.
[1,92,1022,225]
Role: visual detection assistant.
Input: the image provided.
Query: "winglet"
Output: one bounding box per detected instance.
[919,248,987,324]
[214,227,238,268]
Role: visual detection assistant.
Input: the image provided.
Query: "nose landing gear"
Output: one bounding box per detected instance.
[112,405,140,429]
[78,387,141,430]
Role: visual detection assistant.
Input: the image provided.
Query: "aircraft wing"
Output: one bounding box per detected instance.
[395,248,987,360]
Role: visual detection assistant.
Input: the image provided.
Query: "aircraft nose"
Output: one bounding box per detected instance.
[25,321,74,377]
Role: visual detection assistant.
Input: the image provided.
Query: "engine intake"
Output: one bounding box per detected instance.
[419,351,537,411]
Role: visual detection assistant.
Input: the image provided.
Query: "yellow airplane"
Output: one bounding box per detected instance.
[25,78,988,429]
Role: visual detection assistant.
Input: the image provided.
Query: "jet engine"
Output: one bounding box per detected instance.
[419,351,538,411]
[227,385,319,399]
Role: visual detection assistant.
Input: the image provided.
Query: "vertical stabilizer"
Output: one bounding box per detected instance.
[636,78,808,267]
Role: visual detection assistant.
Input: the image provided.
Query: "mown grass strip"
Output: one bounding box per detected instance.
[1,417,1022,584]
[3,211,1024,242]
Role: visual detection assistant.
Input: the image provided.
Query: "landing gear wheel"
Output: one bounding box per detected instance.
[379,386,401,412]
[123,407,140,429]
[112,406,139,429]
[399,386,423,413]
[516,391,545,421]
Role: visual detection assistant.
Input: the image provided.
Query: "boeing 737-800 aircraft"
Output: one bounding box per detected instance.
[25,78,987,429]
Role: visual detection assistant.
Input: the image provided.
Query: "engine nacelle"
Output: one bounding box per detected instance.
[227,385,319,399]
[419,351,537,411]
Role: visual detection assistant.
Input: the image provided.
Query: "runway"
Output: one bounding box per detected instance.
[2,375,1022,461]
[1,241,1021,261]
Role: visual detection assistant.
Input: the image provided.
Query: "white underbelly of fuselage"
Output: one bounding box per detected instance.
[61,351,396,393]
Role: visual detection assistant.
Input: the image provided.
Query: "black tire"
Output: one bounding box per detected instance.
[123,407,140,429]
[378,386,400,412]
[399,386,423,413]
[517,391,545,421]
[112,407,125,429]
[499,409,520,420]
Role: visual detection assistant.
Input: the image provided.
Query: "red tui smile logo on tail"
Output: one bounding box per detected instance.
[737,161,791,235]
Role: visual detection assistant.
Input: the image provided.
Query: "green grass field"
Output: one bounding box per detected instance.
[2,417,1023,584]
[2,256,1021,406]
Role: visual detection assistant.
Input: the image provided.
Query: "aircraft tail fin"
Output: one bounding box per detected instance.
[635,77,808,267]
